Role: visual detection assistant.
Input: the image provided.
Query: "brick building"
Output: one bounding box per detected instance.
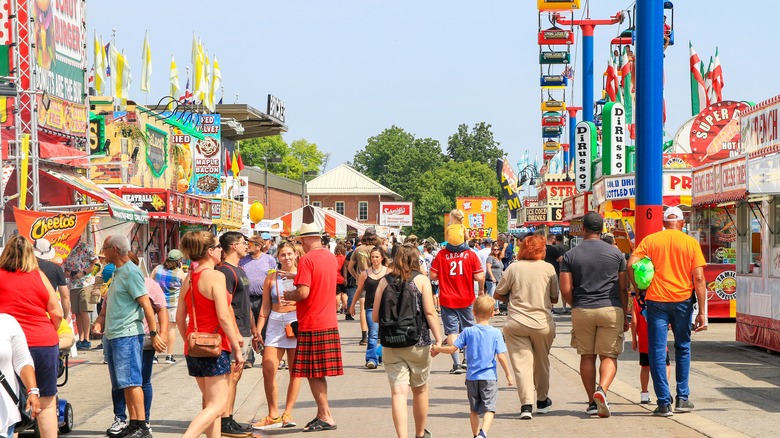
[306,164,403,225]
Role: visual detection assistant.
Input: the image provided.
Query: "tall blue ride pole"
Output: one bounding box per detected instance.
[582,33,594,122]
[635,0,664,242]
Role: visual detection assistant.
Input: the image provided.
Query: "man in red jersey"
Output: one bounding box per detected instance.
[430,244,485,374]
[284,223,342,432]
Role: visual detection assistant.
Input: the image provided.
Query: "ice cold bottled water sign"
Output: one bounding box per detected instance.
[605,176,635,200]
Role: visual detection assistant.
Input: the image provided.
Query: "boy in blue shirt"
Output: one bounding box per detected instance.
[432,295,513,438]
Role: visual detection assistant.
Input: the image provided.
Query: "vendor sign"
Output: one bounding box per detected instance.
[689,101,750,163]
[456,197,497,240]
[191,114,222,196]
[13,207,94,259]
[380,202,414,227]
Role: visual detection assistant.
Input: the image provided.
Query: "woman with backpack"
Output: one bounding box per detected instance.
[349,246,388,369]
[372,244,442,438]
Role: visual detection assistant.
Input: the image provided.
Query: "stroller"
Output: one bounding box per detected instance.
[17,344,75,435]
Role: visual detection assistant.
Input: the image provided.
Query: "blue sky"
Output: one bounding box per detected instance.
[88,1,768,173]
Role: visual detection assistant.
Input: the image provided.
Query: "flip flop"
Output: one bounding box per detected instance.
[302,418,337,432]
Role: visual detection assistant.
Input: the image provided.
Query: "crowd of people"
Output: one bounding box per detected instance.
[0,205,709,438]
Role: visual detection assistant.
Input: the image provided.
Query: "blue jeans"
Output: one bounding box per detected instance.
[485,281,498,309]
[112,349,155,422]
[365,308,379,365]
[105,335,144,389]
[646,299,694,407]
[346,286,357,308]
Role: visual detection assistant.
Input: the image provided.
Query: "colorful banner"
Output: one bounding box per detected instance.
[36,95,88,137]
[191,114,221,196]
[456,197,498,241]
[33,0,87,104]
[13,207,94,259]
[496,159,521,211]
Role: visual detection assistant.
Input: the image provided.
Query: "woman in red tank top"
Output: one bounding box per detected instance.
[0,236,63,438]
[176,231,244,438]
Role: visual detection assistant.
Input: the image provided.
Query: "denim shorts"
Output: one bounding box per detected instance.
[105,335,144,389]
[441,305,475,336]
[28,345,59,397]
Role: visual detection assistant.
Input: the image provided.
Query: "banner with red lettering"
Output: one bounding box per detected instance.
[13,207,94,260]
[456,197,498,241]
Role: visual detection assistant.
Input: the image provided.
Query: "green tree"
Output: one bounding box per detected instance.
[239,135,288,168]
[239,135,326,180]
[446,122,505,166]
[352,126,445,198]
[406,160,502,239]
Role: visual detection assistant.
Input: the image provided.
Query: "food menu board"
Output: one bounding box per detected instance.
[190,114,222,196]
[692,206,737,264]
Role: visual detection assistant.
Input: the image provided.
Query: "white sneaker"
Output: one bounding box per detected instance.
[640,392,651,404]
[106,417,127,437]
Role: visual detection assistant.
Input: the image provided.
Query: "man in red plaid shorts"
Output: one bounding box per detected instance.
[284,223,343,432]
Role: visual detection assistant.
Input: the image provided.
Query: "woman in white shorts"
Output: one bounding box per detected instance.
[252,241,303,430]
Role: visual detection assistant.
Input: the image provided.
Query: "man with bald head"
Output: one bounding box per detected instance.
[627,207,707,417]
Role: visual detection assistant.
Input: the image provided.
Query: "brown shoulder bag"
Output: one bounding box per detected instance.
[186,274,222,358]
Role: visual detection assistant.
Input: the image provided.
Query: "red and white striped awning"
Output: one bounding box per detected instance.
[278,205,368,238]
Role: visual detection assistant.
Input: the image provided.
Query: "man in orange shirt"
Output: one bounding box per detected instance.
[627,207,707,417]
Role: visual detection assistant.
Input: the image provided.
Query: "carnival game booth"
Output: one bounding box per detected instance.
[278,205,367,238]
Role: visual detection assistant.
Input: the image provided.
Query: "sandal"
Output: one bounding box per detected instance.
[303,418,337,432]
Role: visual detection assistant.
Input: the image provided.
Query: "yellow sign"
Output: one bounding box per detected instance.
[456,197,498,241]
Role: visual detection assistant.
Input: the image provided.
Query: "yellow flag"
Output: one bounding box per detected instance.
[19,134,30,210]
[231,148,240,176]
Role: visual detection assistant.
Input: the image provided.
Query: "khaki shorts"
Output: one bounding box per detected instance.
[168,306,178,323]
[71,286,95,314]
[230,336,253,364]
[570,307,625,358]
[383,345,431,388]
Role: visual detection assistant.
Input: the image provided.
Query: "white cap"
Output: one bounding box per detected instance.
[663,206,684,221]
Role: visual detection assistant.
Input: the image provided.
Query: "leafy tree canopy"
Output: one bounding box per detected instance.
[446,122,505,166]
[407,160,502,239]
[352,126,445,198]
[240,135,326,180]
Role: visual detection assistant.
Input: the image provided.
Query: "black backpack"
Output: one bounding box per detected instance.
[379,272,424,348]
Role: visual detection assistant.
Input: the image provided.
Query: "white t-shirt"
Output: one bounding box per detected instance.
[0,313,35,436]
[478,247,491,274]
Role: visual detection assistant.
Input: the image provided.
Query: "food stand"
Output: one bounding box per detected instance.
[562,191,593,247]
[691,156,747,319]
[718,95,780,350]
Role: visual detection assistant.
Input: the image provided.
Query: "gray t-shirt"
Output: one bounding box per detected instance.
[486,255,503,283]
[560,239,626,309]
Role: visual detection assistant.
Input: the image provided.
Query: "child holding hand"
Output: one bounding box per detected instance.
[432,295,513,438]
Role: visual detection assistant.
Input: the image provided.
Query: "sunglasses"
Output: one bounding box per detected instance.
[209,244,221,250]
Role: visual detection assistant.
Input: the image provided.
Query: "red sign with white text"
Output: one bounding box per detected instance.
[380,202,413,227]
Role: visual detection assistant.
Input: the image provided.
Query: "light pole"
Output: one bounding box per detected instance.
[263,156,282,207]
[517,164,541,187]
[301,170,318,205]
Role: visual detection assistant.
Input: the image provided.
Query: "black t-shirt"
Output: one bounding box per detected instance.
[217,263,252,337]
[345,251,357,288]
[560,239,627,309]
[544,245,561,276]
[38,258,67,289]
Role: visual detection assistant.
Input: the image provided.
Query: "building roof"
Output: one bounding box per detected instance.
[306,164,403,200]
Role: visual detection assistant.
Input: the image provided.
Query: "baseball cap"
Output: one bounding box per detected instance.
[583,212,604,232]
[167,249,183,261]
[364,226,376,236]
[260,232,272,240]
[663,206,684,221]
